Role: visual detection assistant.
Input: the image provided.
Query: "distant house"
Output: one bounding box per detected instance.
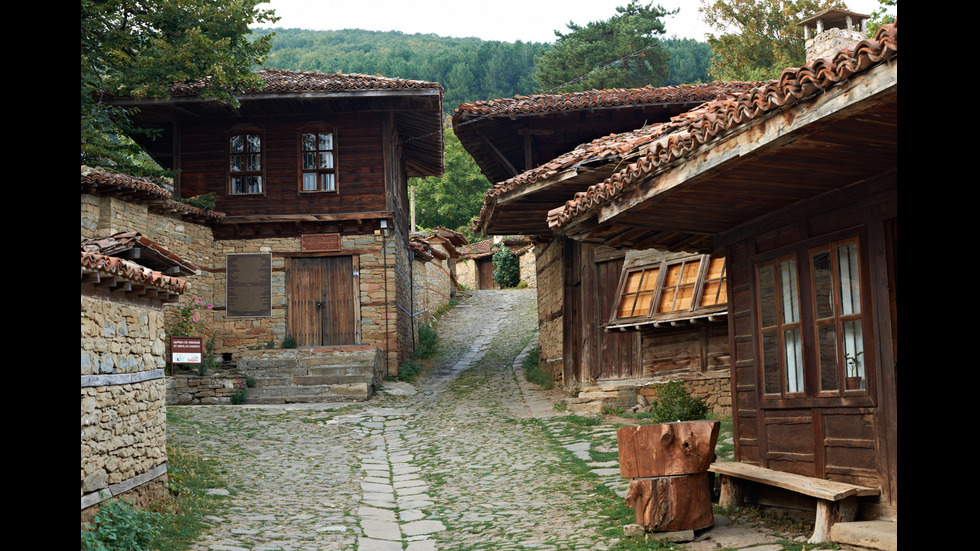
[456,236,535,290]
[551,17,897,526]
[456,83,756,411]
[105,69,445,377]
[409,226,467,326]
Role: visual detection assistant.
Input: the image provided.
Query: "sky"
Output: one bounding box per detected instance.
[254,0,891,43]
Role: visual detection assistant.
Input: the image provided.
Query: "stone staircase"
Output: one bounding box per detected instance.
[236,345,384,403]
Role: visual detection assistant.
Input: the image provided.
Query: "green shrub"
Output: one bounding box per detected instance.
[650,380,709,422]
[81,498,161,551]
[415,324,438,359]
[282,336,297,349]
[492,246,520,288]
[398,359,422,382]
[522,346,553,390]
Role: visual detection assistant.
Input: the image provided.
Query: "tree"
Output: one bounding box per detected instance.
[866,0,897,38]
[492,246,521,288]
[410,127,492,242]
[533,1,675,93]
[698,0,845,82]
[81,0,279,175]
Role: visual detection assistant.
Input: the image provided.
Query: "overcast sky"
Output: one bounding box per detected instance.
[254,0,891,43]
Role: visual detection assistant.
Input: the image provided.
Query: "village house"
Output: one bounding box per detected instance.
[455,235,536,290]
[549,13,896,545]
[409,226,468,328]
[101,69,445,380]
[455,82,759,413]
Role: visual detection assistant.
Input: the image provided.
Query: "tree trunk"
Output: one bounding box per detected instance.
[625,474,715,532]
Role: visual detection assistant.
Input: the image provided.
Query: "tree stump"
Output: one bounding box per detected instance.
[617,421,720,532]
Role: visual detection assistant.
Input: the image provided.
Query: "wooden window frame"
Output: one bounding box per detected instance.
[298,123,338,194]
[756,255,805,397]
[610,254,727,323]
[227,127,265,196]
[752,233,875,405]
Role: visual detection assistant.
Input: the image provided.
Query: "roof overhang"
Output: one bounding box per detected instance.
[113,87,445,178]
[554,59,898,254]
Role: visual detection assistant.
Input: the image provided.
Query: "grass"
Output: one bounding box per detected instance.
[82,442,232,551]
[522,344,555,390]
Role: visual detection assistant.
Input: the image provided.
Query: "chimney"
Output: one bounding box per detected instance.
[798,8,870,61]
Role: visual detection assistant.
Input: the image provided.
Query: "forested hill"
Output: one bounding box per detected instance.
[251,28,714,112]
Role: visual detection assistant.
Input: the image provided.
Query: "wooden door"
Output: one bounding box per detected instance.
[477,258,497,289]
[594,255,640,379]
[287,256,357,346]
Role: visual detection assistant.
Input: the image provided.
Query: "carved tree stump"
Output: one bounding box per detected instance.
[625,474,715,532]
[617,421,721,532]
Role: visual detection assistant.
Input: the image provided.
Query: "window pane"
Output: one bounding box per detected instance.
[320,132,333,150]
[322,173,335,191]
[247,134,261,152]
[302,133,316,151]
[230,154,243,172]
[230,135,244,153]
[838,242,861,315]
[699,258,726,307]
[231,176,245,194]
[842,320,864,383]
[758,264,776,328]
[303,152,317,170]
[779,259,799,324]
[784,328,804,393]
[762,332,780,394]
[247,153,261,171]
[812,250,834,319]
[248,175,262,193]
[617,268,657,318]
[303,173,317,191]
[818,323,839,391]
[319,152,334,169]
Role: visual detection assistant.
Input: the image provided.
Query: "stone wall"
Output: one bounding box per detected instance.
[412,251,455,329]
[518,246,537,288]
[81,292,169,522]
[166,371,247,405]
[456,258,476,289]
[533,238,565,384]
[640,375,732,418]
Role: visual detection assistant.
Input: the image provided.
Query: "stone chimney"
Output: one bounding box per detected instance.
[798,8,870,61]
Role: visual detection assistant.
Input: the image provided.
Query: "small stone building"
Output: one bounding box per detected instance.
[81,227,195,521]
[409,227,467,328]
[456,236,535,290]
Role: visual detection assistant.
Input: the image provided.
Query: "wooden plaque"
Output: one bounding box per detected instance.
[301,233,341,253]
[226,253,272,317]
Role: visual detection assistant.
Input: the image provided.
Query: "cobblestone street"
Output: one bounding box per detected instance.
[167,289,797,551]
[167,289,632,551]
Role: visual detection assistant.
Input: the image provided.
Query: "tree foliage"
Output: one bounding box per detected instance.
[492,246,521,288]
[81,0,279,174]
[533,1,675,93]
[409,127,492,241]
[256,28,547,114]
[662,37,715,85]
[866,0,897,38]
[698,0,846,81]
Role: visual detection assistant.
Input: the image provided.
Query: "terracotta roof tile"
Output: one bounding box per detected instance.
[81,251,188,296]
[549,21,898,230]
[453,82,761,121]
[169,69,442,98]
[458,236,532,259]
[81,165,225,222]
[81,231,198,275]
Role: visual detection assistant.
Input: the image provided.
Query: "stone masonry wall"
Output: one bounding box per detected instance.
[81,292,168,521]
[456,258,476,290]
[533,238,565,384]
[519,247,537,288]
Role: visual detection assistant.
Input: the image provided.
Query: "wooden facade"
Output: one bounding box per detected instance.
[111,70,445,374]
[548,23,897,518]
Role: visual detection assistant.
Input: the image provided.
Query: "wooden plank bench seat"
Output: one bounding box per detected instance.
[708,461,879,543]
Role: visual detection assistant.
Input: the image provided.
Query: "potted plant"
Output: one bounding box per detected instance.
[844,350,864,390]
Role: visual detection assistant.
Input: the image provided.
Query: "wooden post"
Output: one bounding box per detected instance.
[617,421,720,532]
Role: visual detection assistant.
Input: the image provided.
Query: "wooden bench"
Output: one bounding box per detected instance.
[708,461,879,543]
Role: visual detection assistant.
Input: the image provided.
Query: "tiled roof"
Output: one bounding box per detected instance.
[169,69,443,97]
[549,21,898,230]
[81,232,198,275]
[81,165,225,223]
[453,82,761,121]
[458,236,532,259]
[81,251,187,297]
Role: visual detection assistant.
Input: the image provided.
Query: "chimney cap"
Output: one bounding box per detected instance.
[798,8,870,30]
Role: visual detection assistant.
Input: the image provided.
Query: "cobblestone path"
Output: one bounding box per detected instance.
[167,289,630,551]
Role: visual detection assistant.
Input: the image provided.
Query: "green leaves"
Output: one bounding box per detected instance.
[699,0,847,81]
[533,1,674,93]
[81,0,279,173]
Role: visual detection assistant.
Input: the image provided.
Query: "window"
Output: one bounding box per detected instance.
[300,127,337,192]
[757,257,804,395]
[229,132,263,195]
[812,240,865,392]
[754,237,870,400]
[612,254,726,322]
